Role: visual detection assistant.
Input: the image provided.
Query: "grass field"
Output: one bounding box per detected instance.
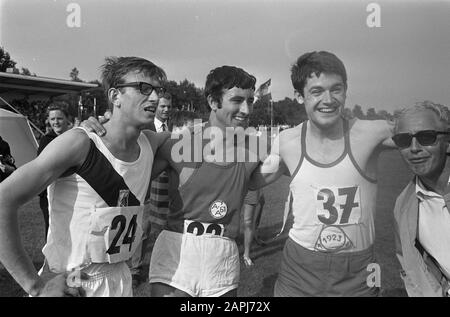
[0,150,412,297]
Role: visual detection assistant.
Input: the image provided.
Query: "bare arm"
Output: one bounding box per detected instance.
[151,155,170,180]
[248,134,288,190]
[142,131,171,181]
[0,129,90,296]
[380,119,396,148]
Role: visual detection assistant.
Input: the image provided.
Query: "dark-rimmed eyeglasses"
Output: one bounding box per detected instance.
[115,82,166,97]
[392,130,450,148]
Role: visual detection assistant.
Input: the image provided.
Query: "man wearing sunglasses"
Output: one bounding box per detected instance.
[392,101,450,297]
[0,56,169,296]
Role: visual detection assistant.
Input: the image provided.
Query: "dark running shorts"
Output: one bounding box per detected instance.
[274,237,380,297]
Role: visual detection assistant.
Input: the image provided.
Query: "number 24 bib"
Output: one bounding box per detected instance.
[88,205,144,264]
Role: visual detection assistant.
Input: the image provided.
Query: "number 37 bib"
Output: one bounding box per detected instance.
[313,185,362,252]
[88,205,144,264]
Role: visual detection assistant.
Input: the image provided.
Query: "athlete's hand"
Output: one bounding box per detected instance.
[80,111,111,136]
[243,255,254,268]
[37,271,88,297]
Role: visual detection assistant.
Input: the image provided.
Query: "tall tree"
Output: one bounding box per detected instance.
[165,79,207,113]
[70,67,82,82]
[366,107,378,120]
[0,47,17,72]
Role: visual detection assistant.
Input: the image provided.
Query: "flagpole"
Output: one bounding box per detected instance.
[270,99,273,129]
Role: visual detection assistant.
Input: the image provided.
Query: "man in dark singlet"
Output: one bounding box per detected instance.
[148,66,261,297]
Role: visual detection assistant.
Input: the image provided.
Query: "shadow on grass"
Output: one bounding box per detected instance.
[251,273,278,297]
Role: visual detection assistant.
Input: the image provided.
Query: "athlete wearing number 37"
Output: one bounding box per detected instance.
[250,51,396,296]
[0,57,169,297]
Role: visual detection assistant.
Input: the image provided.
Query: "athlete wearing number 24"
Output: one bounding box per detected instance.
[249,51,396,296]
[0,57,169,297]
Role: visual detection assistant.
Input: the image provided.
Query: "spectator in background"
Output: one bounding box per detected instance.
[154,92,172,132]
[0,136,16,183]
[392,101,450,297]
[37,102,71,238]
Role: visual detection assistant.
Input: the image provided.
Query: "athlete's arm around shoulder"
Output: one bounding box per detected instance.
[0,128,90,296]
[142,130,171,156]
[248,126,299,190]
[354,118,396,149]
[142,130,172,180]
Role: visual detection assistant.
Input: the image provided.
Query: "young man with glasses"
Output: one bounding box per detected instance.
[0,56,169,297]
[392,101,450,297]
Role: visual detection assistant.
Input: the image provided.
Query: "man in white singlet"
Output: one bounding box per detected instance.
[0,56,169,297]
[250,51,395,296]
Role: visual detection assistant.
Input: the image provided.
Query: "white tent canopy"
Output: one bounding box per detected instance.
[0,109,38,167]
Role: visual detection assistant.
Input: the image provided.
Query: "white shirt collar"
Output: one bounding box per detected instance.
[154,117,167,131]
[415,176,443,201]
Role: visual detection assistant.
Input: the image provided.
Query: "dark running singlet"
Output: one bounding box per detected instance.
[166,160,248,240]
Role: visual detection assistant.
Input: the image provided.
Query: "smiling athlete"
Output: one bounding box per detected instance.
[250,51,396,296]
[148,66,262,297]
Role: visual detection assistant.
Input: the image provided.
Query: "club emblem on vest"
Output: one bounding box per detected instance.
[314,225,354,252]
[118,189,130,207]
[209,200,228,219]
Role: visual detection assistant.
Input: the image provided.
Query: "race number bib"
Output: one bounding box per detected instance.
[183,220,224,237]
[314,186,362,225]
[88,205,144,264]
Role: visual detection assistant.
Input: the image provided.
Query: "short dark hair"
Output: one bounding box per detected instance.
[46,101,69,118]
[291,51,347,97]
[101,56,166,110]
[204,66,256,107]
[169,110,200,131]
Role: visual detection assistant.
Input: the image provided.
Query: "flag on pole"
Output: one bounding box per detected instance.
[255,79,271,100]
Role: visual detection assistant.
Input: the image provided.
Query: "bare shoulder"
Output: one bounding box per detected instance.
[277,124,302,152]
[280,124,302,140]
[142,130,171,153]
[351,118,393,140]
[52,128,91,150]
[36,128,91,167]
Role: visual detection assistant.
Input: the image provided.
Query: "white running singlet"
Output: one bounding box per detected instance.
[288,121,377,253]
[43,128,153,272]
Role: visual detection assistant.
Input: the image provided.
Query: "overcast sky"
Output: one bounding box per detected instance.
[1,0,449,112]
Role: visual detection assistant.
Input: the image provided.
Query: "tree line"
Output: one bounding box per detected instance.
[1,46,397,127]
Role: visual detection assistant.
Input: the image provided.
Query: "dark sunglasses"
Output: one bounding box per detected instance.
[392,130,450,148]
[115,82,166,96]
